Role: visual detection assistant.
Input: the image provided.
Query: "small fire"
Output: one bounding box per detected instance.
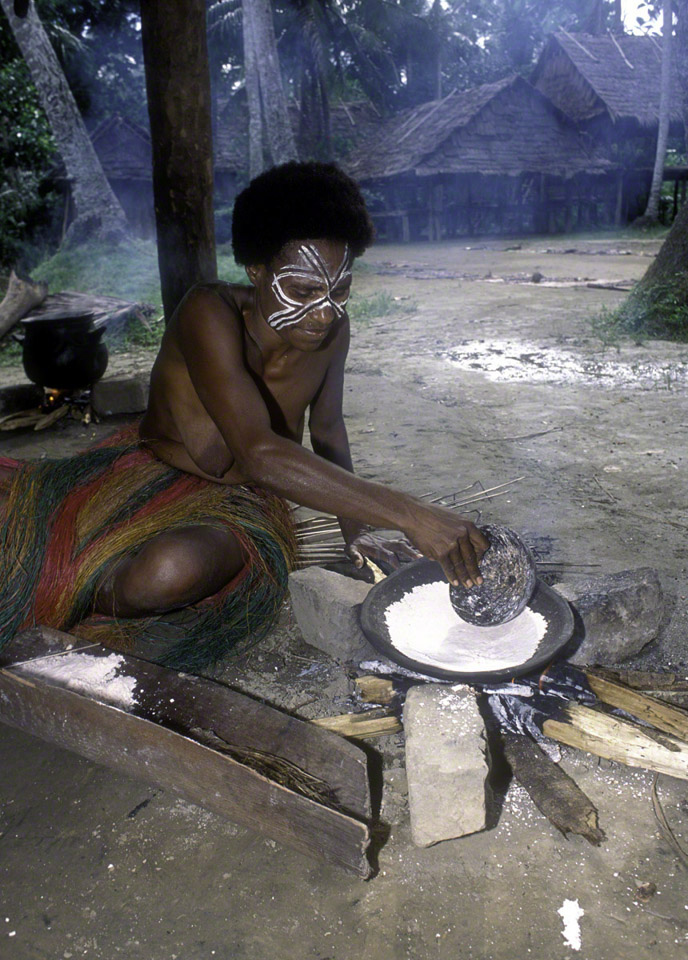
[43,387,66,410]
[41,387,93,424]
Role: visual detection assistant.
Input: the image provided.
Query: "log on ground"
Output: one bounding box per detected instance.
[502,732,605,845]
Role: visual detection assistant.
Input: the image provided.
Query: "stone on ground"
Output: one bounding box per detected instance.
[555,567,663,666]
[0,383,42,415]
[91,374,149,416]
[404,684,491,847]
[288,566,375,662]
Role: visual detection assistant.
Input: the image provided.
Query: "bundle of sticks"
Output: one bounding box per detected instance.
[294,477,526,566]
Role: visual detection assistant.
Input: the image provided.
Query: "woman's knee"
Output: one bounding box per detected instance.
[96,526,245,618]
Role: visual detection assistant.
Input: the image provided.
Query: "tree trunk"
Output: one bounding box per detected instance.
[612,0,623,33]
[637,0,673,224]
[583,0,606,35]
[245,0,298,168]
[140,0,217,322]
[677,0,688,131]
[242,0,265,179]
[616,0,688,339]
[0,0,129,246]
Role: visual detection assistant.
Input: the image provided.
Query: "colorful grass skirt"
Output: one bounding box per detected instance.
[0,427,297,672]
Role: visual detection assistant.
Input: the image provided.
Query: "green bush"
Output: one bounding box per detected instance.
[0,60,59,269]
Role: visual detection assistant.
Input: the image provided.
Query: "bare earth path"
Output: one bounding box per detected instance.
[1,235,687,960]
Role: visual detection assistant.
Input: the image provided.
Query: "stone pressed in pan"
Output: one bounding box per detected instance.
[449,524,536,626]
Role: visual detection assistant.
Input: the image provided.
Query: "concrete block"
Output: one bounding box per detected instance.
[91,374,149,416]
[288,566,375,662]
[555,567,663,666]
[404,684,491,847]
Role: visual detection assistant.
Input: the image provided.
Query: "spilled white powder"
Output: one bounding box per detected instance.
[558,899,584,951]
[384,580,547,672]
[20,652,138,709]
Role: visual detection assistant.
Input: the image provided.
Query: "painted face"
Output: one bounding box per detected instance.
[265,241,352,332]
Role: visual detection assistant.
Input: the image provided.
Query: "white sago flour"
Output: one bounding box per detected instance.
[384,580,547,672]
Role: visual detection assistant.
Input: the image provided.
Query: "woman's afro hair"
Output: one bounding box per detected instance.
[232,161,374,266]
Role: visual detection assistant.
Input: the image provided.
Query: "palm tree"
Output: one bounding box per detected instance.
[243,0,299,173]
[635,0,674,226]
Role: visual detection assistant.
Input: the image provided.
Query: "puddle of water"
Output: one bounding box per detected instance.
[444,339,688,389]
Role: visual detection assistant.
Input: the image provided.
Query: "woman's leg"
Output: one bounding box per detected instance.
[94,524,246,618]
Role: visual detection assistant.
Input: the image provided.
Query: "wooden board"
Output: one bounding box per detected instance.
[0,627,372,876]
[542,703,688,781]
[585,671,688,742]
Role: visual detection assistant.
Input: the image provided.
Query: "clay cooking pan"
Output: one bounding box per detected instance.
[359,559,575,682]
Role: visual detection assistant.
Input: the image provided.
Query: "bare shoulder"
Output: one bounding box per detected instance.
[172,281,252,332]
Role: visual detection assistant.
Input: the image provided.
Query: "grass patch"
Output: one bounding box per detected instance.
[588,305,625,348]
[30,240,248,313]
[216,243,249,284]
[347,290,417,324]
[590,277,688,345]
[32,240,163,309]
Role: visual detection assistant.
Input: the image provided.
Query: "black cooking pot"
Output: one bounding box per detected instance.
[20,312,108,390]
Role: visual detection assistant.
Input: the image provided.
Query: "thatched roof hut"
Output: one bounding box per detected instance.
[343,75,615,240]
[532,31,684,133]
[344,75,612,182]
[89,115,153,180]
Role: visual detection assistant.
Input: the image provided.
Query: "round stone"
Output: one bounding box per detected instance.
[449,524,537,626]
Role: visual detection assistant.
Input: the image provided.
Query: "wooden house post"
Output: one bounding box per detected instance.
[614,170,624,226]
[140,0,217,322]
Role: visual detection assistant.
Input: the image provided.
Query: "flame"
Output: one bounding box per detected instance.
[43,388,66,409]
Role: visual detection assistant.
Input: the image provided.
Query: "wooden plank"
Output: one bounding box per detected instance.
[502,733,605,846]
[585,671,688,742]
[591,667,688,692]
[354,676,396,705]
[542,703,688,781]
[2,627,371,821]
[0,627,372,875]
[311,712,402,739]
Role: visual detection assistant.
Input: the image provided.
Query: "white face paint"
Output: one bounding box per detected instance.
[265,242,352,331]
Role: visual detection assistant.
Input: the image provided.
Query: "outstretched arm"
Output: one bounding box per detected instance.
[178,289,487,586]
[308,320,421,570]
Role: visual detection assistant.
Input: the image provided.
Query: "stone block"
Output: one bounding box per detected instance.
[0,382,42,415]
[91,374,149,416]
[555,567,663,666]
[404,684,491,847]
[288,566,375,662]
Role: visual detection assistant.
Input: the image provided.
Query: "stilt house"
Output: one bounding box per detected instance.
[343,75,615,241]
[532,31,687,221]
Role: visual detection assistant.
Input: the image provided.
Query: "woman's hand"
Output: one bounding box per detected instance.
[404,505,490,588]
[345,529,422,571]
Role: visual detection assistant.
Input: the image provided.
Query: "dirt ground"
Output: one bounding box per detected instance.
[1,234,687,960]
